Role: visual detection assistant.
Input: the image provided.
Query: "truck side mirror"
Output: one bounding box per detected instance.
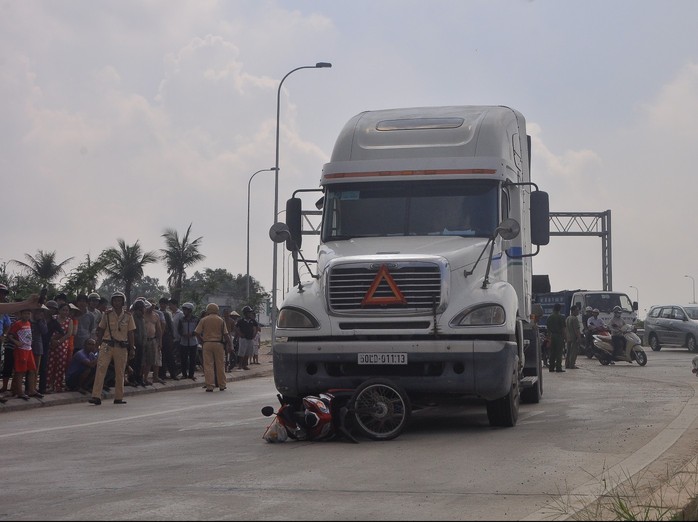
[496,218,520,240]
[269,222,292,244]
[530,191,550,246]
[285,197,303,251]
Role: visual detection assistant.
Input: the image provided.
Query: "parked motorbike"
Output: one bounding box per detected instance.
[262,378,411,443]
[591,324,648,366]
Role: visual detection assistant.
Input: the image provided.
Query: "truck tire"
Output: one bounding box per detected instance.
[486,369,519,427]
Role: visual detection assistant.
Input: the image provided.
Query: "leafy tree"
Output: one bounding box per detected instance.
[99,239,159,306]
[180,269,267,313]
[0,261,11,288]
[5,274,45,301]
[11,250,74,288]
[181,268,235,310]
[97,275,167,302]
[161,223,205,303]
[61,254,105,297]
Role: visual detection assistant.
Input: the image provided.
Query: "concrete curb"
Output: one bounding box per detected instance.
[0,357,274,413]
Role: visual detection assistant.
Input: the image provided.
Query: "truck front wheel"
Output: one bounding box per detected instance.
[486,369,520,427]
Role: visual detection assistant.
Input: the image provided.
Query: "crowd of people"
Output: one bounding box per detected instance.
[0,285,261,405]
[539,303,627,371]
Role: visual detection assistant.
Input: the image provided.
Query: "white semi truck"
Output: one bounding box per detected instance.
[270,106,550,427]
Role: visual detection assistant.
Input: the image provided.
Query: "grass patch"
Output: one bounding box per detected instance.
[545,459,698,521]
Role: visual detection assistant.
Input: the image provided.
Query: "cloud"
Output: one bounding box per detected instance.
[643,61,698,135]
[529,122,604,212]
[2,1,697,315]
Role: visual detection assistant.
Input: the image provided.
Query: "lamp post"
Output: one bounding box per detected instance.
[685,275,696,304]
[247,167,277,300]
[271,62,332,349]
[629,285,639,304]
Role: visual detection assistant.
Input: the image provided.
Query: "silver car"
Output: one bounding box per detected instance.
[643,304,698,352]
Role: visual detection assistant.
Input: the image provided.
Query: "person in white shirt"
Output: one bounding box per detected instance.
[608,306,626,356]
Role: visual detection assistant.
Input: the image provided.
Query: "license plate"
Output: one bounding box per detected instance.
[358,353,408,365]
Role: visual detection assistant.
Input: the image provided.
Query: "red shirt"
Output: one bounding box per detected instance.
[8,319,32,351]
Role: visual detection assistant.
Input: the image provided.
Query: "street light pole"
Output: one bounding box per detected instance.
[685,275,696,304]
[247,167,276,300]
[271,62,332,349]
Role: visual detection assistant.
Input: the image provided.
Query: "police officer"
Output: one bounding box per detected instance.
[88,291,136,405]
[546,303,567,373]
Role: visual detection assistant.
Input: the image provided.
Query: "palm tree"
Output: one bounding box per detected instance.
[62,254,105,297]
[11,250,74,288]
[99,239,159,305]
[161,223,205,302]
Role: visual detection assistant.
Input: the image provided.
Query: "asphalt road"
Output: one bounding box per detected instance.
[1,346,697,521]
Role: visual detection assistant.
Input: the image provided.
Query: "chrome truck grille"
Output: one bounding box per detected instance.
[328,262,443,313]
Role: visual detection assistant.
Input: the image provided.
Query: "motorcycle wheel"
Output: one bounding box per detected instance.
[633,348,648,366]
[599,358,611,366]
[348,378,411,441]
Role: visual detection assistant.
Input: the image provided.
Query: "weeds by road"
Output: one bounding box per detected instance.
[546,458,698,520]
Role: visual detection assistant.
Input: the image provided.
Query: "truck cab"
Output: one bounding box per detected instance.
[273,106,550,427]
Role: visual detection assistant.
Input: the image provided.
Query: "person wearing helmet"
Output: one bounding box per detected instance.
[88,290,136,406]
[194,303,229,392]
[178,303,199,380]
[87,292,103,326]
[224,310,240,371]
[587,308,605,335]
[234,306,259,371]
[609,306,625,357]
[157,297,179,381]
[545,303,566,373]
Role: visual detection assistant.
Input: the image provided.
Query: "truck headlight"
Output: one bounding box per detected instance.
[451,304,506,327]
[277,307,319,329]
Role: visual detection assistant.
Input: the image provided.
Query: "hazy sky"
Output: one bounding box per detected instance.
[2,0,697,317]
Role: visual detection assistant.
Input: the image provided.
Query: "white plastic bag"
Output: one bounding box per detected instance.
[263,417,288,443]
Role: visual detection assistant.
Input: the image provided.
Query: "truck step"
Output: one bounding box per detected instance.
[520,376,538,388]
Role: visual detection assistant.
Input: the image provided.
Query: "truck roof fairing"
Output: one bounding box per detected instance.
[323,106,527,186]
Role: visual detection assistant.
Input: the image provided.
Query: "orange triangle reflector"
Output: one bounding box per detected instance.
[361,264,407,306]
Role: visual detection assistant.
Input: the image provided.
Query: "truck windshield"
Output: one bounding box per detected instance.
[321,179,499,241]
[584,293,634,312]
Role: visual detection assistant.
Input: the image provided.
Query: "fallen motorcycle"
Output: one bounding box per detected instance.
[262,378,411,443]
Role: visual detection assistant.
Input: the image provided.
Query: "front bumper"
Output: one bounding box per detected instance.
[273,338,517,401]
